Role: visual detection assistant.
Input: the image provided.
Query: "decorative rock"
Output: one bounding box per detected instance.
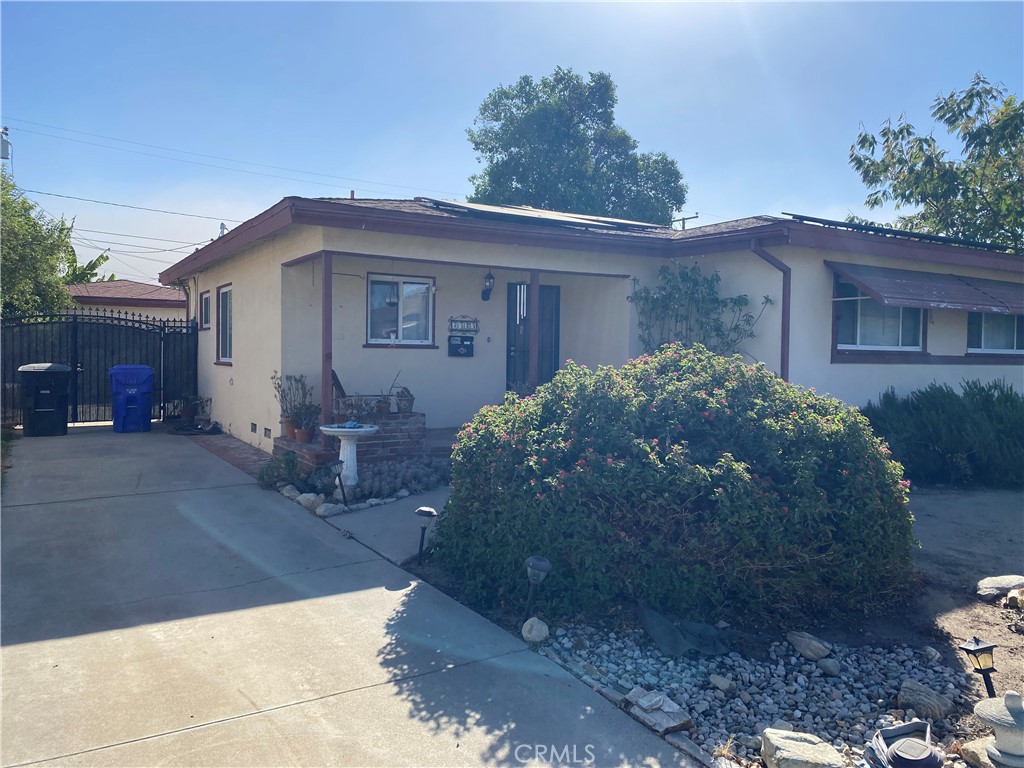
[974,691,1024,768]
[977,576,1024,601]
[635,691,665,712]
[348,502,370,511]
[296,493,323,511]
[626,686,648,705]
[629,704,692,735]
[635,601,698,656]
[395,488,411,499]
[332,488,347,503]
[770,720,794,732]
[597,686,627,707]
[817,658,842,677]
[761,728,846,768]
[961,737,998,768]
[898,679,954,721]
[315,502,347,518]
[666,732,716,767]
[786,631,833,661]
[521,617,549,643]
[922,646,943,664]
[710,674,735,693]
[365,498,386,507]
[279,484,301,500]
[1004,589,1024,610]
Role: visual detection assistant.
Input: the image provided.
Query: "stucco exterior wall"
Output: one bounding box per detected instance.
[622,252,786,371]
[192,226,324,450]
[280,254,636,430]
[755,245,1022,406]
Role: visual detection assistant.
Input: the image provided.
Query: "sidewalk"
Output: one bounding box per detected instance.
[2,427,692,767]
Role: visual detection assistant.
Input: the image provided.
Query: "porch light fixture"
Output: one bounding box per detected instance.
[415,506,438,566]
[522,555,551,620]
[481,271,495,301]
[959,636,998,697]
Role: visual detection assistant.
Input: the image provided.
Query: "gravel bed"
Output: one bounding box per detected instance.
[540,622,978,762]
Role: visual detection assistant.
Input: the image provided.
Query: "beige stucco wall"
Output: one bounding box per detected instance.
[181,220,1023,452]
[741,245,1022,406]
[281,254,636,430]
[191,226,325,451]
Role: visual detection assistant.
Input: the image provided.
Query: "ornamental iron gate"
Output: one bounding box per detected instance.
[1,310,197,425]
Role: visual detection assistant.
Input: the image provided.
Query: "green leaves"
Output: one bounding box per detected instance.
[467,67,687,225]
[849,74,1023,252]
[434,344,913,627]
[1,168,75,316]
[628,262,773,355]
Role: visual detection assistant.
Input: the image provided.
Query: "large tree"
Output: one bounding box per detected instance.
[63,250,116,284]
[467,67,687,226]
[849,74,1023,253]
[1,168,74,316]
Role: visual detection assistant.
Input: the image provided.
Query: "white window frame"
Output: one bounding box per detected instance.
[216,285,232,363]
[833,279,923,351]
[366,274,435,346]
[199,291,211,330]
[967,312,1024,354]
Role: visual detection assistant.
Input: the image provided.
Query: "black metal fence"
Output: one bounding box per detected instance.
[1,310,197,424]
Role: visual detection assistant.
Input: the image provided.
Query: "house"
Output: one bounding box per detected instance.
[66,279,187,320]
[158,197,1023,456]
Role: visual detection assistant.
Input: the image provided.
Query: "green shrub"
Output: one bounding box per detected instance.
[862,380,1024,488]
[433,344,913,627]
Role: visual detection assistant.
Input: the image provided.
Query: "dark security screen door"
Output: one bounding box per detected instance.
[506,283,560,391]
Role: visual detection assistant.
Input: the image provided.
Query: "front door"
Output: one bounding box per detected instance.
[506,283,560,392]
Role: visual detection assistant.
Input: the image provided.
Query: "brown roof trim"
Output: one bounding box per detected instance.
[159,197,1022,285]
[159,198,296,284]
[289,198,676,257]
[73,296,185,309]
[789,222,1023,274]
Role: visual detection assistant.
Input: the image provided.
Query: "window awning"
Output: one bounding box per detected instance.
[826,261,1024,315]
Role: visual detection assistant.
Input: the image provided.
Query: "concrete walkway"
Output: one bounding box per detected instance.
[1,427,690,767]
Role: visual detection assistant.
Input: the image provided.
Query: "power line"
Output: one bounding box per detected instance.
[3,118,467,199]
[17,188,242,222]
[75,228,201,245]
[71,238,179,264]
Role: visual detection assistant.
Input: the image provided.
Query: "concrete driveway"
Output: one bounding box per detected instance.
[1,427,689,768]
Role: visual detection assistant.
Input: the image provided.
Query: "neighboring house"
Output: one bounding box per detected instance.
[158,197,1023,453]
[66,279,187,320]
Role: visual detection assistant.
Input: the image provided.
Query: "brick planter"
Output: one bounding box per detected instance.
[273,412,427,473]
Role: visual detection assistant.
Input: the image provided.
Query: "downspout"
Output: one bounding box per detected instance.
[320,252,333,447]
[750,239,791,381]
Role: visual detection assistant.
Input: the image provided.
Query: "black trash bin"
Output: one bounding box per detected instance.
[109,365,154,433]
[18,364,72,437]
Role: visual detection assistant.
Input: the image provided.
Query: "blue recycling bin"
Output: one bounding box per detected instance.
[109,365,154,433]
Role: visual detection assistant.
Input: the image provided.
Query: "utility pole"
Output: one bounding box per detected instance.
[672,213,699,230]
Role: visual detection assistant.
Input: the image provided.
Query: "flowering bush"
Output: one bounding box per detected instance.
[433,344,913,626]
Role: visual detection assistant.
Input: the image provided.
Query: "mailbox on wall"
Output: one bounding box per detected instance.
[448,335,474,357]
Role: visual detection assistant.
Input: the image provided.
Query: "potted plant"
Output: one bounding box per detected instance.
[375,392,392,415]
[291,402,320,443]
[272,372,313,440]
[393,385,415,414]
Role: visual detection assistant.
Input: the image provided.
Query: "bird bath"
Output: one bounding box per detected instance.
[319,423,380,491]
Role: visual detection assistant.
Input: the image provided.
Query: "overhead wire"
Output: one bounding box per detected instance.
[4,119,467,199]
[16,188,243,222]
[74,228,202,245]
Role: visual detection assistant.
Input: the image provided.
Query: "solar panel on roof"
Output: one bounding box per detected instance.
[416,197,663,231]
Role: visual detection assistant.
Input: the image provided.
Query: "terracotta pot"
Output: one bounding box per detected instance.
[294,427,315,443]
[283,417,297,441]
[395,396,414,414]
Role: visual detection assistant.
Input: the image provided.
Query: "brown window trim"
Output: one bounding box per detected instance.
[832,350,1024,366]
[831,299,930,363]
[216,283,232,363]
[366,272,437,346]
[199,290,211,331]
[362,343,440,350]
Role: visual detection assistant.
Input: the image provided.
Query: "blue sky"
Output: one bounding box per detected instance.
[2,2,1022,284]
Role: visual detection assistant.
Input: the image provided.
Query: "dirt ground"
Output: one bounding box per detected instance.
[824,489,1024,696]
